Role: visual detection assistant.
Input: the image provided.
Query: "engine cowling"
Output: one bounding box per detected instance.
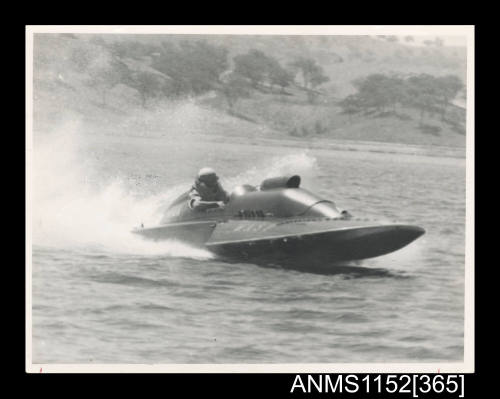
[260,175,301,190]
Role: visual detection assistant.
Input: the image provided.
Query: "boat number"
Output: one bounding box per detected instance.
[233,223,271,232]
[236,209,265,218]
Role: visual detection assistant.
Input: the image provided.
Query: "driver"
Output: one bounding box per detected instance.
[188,167,229,211]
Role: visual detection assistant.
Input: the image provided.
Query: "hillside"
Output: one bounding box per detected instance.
[32,33,467,148]
[98,34,466,95]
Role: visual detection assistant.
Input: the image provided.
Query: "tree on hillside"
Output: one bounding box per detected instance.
[307,66,330,103]
[289,57,330,103]
[405,74,442,125]
[219,73,251,112]
[434,75,464,121]
[177,40,228,93]
[351,74,405,112]
[267,60,294,93]
[233,49,272,88]
[310,65,330,89]
[289,57,314,88]
[339,94,363,124]
[385,76,408,110]
[339,72,465,128]
[153,40,229,96]
[233,50,294,93]
[314,121,327,135]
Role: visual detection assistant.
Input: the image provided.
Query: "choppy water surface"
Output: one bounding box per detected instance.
[31,133,465,363]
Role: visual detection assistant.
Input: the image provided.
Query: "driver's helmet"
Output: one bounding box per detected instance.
[197,167,219,187]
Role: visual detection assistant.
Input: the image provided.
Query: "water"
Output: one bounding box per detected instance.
[30,130,465,363]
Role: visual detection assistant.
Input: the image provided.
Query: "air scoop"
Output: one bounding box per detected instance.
[260,175,301,190]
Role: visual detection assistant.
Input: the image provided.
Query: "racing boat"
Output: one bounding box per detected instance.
[133,175,425,263]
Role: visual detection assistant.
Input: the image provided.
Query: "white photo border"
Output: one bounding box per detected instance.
[25,24,475,374]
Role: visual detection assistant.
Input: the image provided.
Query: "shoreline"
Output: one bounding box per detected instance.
[33,127,466,161]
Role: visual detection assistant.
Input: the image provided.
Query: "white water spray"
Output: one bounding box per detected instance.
[31,122,212,259]
[30,120,319,259]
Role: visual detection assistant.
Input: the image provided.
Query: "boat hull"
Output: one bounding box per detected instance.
[206,223,424,262]
[133,219,424,262]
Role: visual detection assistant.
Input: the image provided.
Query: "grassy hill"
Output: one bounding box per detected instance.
[32,33,467,148]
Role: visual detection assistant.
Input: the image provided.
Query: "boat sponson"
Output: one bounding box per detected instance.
[206,220,425,261]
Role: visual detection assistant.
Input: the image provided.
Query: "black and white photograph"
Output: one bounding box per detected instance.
[26,25,474,372]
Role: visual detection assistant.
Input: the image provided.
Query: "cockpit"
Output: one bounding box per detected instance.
[160,175,349,224]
